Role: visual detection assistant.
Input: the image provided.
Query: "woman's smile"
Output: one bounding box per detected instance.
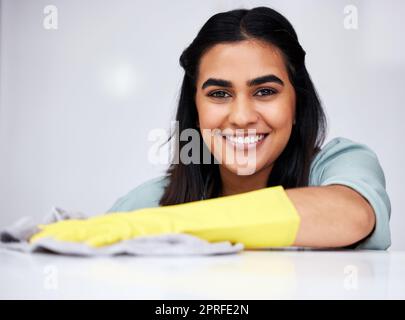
[215,131,271,151]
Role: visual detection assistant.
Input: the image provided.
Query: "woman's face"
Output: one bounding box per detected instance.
[195,39,296,176]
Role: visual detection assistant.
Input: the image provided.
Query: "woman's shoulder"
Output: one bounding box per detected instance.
[313,136,376,159]
[309,136,381,185]
[106,175,170,212]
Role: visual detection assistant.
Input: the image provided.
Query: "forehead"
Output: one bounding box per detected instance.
[197,39,288,85]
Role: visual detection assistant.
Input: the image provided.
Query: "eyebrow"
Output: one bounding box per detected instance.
[201,74,284,90]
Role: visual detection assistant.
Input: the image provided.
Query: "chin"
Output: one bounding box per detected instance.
[223,163,264,176]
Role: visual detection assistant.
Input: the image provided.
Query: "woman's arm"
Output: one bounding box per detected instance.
[286,184,376,248]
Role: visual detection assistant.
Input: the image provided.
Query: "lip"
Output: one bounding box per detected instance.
[219,132,270,137]
[220,133,270,151]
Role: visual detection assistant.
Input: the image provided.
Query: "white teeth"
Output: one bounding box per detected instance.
[224,134,266,144]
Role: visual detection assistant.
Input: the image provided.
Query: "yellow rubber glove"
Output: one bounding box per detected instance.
[30,185,300,249]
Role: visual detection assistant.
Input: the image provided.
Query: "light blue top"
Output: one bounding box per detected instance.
[107,137,391,250]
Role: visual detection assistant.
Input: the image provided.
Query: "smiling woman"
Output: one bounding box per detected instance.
[31,6,391,251]
[107,6,391,250]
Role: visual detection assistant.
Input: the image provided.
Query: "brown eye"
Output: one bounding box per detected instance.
[255,88,277,96]
[208,90,231,98]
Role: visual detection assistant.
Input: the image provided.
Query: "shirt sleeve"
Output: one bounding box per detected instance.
[309,137,391,250]
[106,176,168,213]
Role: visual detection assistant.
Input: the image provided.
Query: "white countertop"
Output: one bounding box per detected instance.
[0,248,404,299]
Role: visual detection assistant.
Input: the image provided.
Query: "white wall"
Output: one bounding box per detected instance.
[1,0,404,249]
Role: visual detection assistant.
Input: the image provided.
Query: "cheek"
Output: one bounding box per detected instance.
[196,97,224,151]
[196,94,227,129]
[259,96,295,129]
[198,109,223,130]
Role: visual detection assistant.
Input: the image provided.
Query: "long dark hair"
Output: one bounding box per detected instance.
[159,6,328,206]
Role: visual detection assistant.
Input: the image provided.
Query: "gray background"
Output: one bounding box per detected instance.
[1,0,404,249]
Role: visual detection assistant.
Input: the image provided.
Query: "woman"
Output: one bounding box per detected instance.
[32,7,391,250]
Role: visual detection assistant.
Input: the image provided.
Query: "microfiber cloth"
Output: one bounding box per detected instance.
[0,207,244,256]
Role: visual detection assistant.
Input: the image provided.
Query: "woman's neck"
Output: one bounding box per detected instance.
[219,164,273,196]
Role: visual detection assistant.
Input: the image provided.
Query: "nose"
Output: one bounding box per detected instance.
[228,95,259,127]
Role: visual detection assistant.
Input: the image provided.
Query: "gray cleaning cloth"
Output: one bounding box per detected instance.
[0,207,244,256]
